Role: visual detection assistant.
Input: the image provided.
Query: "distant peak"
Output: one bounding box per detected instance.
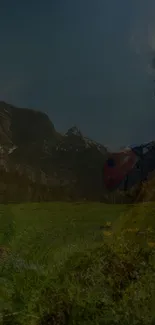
[65,126,83,137]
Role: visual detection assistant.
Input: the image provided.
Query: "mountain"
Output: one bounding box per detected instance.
[0,101,108,202]
[64,126,107,154]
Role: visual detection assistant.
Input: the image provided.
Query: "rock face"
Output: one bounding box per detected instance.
[0,101,108,202]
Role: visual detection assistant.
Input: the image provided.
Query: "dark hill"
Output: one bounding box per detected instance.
[0,101,108,202]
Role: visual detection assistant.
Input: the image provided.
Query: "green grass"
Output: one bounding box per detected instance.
[0,201,155,324]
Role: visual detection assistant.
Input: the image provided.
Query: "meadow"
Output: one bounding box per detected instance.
[0,201,155,324]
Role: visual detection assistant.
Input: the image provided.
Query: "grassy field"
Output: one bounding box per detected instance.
[0,201,155,324]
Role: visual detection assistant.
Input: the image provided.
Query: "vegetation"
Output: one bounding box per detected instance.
[0,199,155,324]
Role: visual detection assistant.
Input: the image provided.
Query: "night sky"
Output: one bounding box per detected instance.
[0,0,155,150]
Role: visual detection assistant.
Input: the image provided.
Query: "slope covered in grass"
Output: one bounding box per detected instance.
[0,201,155,324]
[0,202,125,324]
[113,177,155,245]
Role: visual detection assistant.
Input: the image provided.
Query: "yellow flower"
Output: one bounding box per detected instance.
[133,228,139,232]
[125,228,139,233]
[147,227,153,233]
[106,222,112,227]
[103,231,112,237]
[148,242,155,248]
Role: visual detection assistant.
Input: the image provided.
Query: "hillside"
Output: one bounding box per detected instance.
[0,101,108,202]
[0,201,155,324]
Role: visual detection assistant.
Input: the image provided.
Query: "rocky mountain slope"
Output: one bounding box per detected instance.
[0,101,108,202]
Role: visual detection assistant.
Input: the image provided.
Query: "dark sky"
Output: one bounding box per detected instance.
[0,0,155,149]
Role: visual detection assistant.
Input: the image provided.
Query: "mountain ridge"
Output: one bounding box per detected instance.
[0,101,108,202]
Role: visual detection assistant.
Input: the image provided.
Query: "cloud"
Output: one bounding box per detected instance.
[148,22,155,52]
[0,75,37,108]
[129,1,155,76]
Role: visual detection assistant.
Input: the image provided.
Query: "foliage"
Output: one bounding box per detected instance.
[0,202,155,324]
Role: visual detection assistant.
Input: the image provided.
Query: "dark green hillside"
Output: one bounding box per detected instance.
[0,201,155,324]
